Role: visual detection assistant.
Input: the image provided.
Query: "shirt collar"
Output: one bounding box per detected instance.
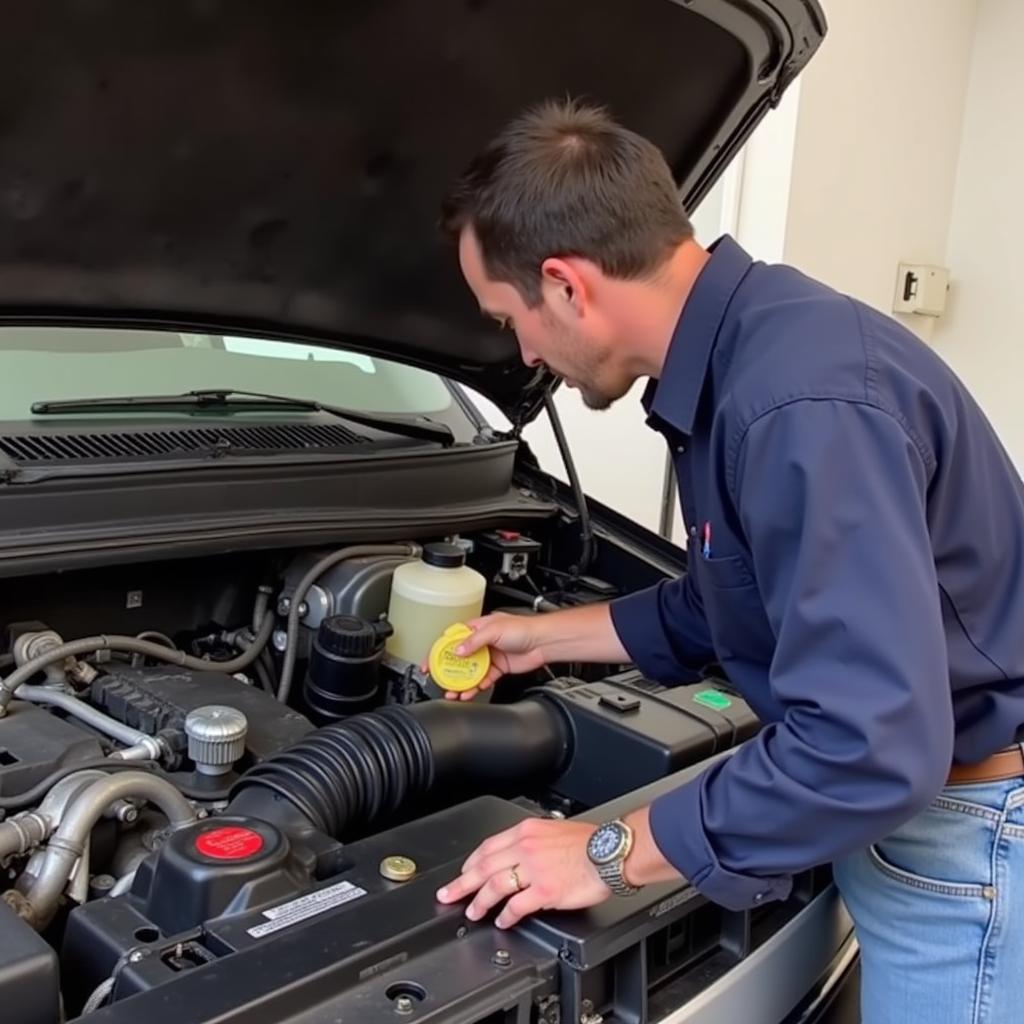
[641,234,753,436]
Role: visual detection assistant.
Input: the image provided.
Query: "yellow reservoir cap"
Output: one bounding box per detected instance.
[428,623,490,693]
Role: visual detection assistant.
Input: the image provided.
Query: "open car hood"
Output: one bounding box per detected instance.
[0,1,824,427]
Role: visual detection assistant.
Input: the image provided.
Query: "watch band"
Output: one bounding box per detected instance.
[596,857,641,897]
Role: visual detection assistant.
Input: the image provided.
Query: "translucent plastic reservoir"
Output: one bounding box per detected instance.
[385,543,486,665]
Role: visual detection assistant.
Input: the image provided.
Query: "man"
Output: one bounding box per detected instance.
[433,99,1024,1022]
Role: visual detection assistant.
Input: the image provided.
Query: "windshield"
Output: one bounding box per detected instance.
[0,327,466,422]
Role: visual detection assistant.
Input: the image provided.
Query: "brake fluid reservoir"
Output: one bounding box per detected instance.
[385,543,486,665]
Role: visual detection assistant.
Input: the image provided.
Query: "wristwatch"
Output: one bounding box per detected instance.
[586,819,642,896]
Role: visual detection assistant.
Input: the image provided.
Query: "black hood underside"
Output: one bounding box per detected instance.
[0,0,824,425]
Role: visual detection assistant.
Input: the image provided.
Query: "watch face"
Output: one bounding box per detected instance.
[588,822,626,864]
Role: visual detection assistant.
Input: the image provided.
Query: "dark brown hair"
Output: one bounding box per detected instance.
[441,98,693,305]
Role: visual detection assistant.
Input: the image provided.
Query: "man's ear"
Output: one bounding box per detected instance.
[540,257,587,316]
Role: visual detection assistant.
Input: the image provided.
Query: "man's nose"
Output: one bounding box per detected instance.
[518,342,543,368]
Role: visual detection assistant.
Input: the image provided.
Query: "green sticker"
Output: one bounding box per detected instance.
[693,689,732,711]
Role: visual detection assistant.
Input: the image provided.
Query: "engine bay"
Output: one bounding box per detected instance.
[0,528,763,1023]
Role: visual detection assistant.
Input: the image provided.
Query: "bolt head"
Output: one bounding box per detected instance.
[492,949,512,967]
[272,630,288,653]
[128,950,147,963]
[394,995,414,1015]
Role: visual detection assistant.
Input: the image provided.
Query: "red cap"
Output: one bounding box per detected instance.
[195,825,265,861]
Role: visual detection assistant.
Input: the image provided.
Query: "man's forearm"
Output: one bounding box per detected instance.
[533,602,631,665]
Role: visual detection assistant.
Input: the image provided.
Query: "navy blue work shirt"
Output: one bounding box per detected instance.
[610,235,1024,911]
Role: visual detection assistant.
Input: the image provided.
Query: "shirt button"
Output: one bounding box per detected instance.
[676,443,686,454]
[754,893,766,903]
[689,526,698,538]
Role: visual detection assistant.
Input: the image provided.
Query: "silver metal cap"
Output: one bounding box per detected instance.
[185,705,248,775]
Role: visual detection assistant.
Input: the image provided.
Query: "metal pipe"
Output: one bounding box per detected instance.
[15,687,166,761]
[0,769,109,863]
[0,613,274,716]
[16,772,196,929]
[110,741,162,762]
[276,543,420,705]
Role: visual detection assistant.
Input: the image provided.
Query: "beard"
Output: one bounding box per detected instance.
[540,312,632,411]
[580,385,614,411]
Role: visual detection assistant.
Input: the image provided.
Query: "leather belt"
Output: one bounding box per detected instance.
[947,744,1024,786]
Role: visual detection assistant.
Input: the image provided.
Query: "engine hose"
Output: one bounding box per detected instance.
[250,652,275,693]
[0,613,274,716]
[228,696,570,839]
[16,686,167,761]
[275,543,421,706]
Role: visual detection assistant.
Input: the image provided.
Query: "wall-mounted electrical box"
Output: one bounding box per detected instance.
[893,263,950,317]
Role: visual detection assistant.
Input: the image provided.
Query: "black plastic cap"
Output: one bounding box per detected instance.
[423,542,466,568]
[317,615,393,658]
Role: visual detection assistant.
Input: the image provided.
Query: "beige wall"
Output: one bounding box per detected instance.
[931,0,1024,471]
[782,0,978,343]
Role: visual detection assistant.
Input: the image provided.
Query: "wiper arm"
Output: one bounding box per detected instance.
[30,389,454,447]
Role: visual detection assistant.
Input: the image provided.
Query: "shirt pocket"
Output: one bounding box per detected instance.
[697,553,755,590]
[697,554,775,663]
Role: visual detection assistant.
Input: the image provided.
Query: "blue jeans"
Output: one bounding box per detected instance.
[833,776,1024,1024]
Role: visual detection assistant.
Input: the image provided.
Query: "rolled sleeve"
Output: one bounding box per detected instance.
[646,399,954,910]
[650,760,791,911]
[609,570,717,683]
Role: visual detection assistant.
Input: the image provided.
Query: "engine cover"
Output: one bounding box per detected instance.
[130,817,313,935]
[0,701,104,797]
[90,666,313,766]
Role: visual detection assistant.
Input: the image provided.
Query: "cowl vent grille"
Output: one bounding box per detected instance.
[0,423,368,463]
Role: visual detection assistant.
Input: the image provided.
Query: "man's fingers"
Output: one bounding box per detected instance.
[495,889,542,930]
[436,833,522,905]
[435,866,487,905]
[464,867,523,921]
[443,673,496,701]
[454,624,493,656]
[455,615,516,656]
[462,829,520,874]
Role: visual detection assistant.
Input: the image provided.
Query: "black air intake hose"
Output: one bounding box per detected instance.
[227,696,569,840]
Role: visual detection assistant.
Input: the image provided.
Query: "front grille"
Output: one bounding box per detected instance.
[0,422,368,464]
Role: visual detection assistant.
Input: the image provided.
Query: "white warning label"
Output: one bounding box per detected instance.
[247,880,368,938]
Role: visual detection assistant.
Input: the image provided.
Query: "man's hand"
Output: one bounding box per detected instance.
[438,612,548,702]
[436,807,682,929]
[435,818,610,928]
[421,603,632,702]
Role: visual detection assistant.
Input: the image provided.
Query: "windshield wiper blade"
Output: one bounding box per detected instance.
[30,389,454,447]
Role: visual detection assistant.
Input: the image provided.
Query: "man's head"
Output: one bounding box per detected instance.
[441,99,694,410]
